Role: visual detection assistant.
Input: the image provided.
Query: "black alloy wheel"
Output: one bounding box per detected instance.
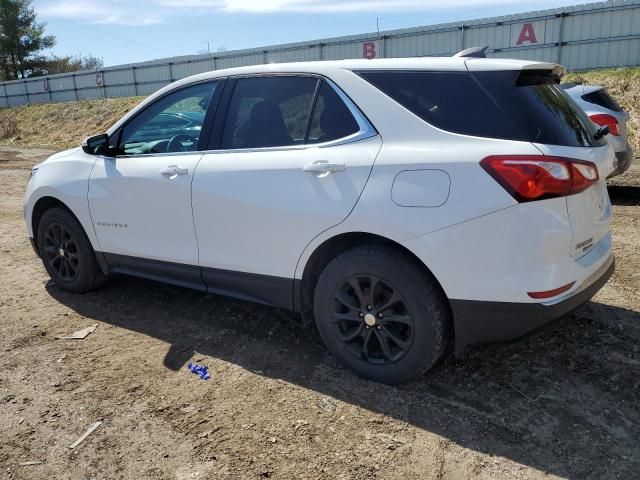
[36,207,106,293]
[42,222,81,282]
[331,274,414,365]
[313,244,448,384]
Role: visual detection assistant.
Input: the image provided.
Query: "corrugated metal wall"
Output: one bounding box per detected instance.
[1,0,639,108]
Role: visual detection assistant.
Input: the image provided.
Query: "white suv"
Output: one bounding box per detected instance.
[24,58,615,383]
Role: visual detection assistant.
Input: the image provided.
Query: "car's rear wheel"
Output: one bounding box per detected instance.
[37,207,106,293]
[313,244,448,384]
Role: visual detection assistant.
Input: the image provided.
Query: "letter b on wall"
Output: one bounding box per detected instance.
[362,42,377,59]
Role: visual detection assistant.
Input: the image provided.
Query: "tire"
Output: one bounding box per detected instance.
[313,244,448,384]
[36,207,106,293]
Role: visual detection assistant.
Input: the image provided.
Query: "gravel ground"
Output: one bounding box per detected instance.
[1,146,639,480]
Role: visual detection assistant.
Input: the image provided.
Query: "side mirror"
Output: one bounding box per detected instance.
[82,134,114,156]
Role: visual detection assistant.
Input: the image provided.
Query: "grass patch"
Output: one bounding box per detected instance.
[0,97,144,150]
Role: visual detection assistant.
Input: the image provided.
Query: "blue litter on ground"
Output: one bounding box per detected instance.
[187,362,210,380]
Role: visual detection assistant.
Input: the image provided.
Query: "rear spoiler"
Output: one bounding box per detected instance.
[517,68,564,85]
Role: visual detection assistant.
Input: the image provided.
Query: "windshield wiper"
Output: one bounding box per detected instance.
[593,125,610,140]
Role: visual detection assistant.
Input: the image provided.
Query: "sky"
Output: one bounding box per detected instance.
[33,0,585,67]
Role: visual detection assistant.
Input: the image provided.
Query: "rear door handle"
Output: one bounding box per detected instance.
[303,161,346,175]
[160,165,188,177]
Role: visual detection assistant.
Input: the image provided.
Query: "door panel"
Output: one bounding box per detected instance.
[88,153,203,265]
[192,136,382,279]
[88,80,220,275]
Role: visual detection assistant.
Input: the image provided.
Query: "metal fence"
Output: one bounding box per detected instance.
[1,0,639,108]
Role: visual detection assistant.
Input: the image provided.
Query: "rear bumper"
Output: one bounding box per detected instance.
[451,254,614,354]
[608,146,633,178]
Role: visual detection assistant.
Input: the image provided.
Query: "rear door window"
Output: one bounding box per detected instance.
[221,76,318,149]
[220,76,363,150]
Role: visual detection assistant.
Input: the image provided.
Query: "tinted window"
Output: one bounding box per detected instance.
[472,70,605,147]
[358,71,523,140]
[119,81,217,155]
[307,82,359,144]
[582,89,622,112]
[221,76,318,149]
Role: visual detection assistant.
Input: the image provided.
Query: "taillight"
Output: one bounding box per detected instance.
[589,114,619,136]
[480,155,599,202]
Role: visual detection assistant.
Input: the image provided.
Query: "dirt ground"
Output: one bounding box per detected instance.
[0,145,638,480]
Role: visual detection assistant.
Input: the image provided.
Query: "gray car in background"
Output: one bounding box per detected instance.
[562,83,633,178]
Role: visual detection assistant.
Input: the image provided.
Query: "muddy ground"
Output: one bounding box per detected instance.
[0,146,638,480]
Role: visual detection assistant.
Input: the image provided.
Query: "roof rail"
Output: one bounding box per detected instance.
[453,46,489,58]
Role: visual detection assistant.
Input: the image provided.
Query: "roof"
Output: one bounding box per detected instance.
[181,57,561,79]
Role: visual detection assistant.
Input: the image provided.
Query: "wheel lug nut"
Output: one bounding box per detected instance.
[359,313,364,317]
[377,325,382,330]
[378,313,383,318]
[367,305,372,310]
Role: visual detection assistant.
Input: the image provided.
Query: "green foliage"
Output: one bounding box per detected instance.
[0,0,55,80]
[0,1,102,79]
[29,53,104,77]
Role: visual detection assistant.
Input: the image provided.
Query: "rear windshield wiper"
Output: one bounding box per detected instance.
[593,125,610,140]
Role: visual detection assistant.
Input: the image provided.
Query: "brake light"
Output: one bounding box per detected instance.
[480,155,599,202]
[589,114,619,136]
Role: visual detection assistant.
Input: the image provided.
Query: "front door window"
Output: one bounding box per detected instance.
[119,81,218,155]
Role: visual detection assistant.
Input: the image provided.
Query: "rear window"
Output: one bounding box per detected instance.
[357,71,522,140]
[472,70,605,147]
[358,70,605,148]
[582,89,623,112]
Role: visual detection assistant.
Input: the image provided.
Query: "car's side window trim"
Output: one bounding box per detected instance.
[206,77,236,151]
[303,79,322,144]
[114,78,226,158]
[205,73,378,153]
[323,78,377,144]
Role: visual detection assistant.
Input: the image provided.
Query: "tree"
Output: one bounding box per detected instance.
[0,0,55,79]
[29,54,104,76]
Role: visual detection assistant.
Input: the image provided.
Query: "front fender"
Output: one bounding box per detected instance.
[23,151,99,250]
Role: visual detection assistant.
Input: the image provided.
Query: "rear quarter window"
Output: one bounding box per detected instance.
[472,70,605,148]
[357,71,523,141]
[358,69,605,148]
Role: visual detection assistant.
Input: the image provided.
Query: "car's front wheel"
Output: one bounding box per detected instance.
[37,207,106,293]
[313,244,449,384]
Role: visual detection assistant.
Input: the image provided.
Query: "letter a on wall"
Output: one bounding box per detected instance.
[510,21,546,47]
[516,23,538,45]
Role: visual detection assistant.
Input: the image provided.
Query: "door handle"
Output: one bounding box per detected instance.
[303,161,346,175]
[160,165,188,177]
